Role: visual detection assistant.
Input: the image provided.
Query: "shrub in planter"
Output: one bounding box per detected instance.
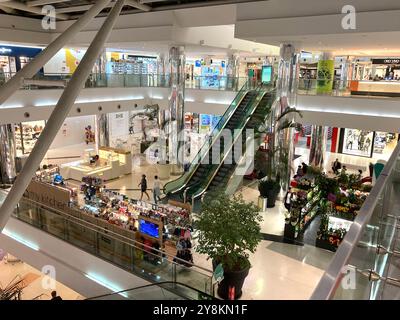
[258,179,280,208]
[195,193,263,300]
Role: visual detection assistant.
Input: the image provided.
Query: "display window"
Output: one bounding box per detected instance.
[106,52,157,74]
[341,128,374,158]
[15,121,46,156]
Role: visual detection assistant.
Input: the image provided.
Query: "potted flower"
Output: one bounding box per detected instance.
[195,193,263,300]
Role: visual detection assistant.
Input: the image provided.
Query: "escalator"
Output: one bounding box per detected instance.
[164,81,259,201]
[165,81,275,205]
[189,90,275,203]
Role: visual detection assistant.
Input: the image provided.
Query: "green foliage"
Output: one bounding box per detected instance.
[195,193,263,272]
[258,179,280,197]
[315,174,339,197]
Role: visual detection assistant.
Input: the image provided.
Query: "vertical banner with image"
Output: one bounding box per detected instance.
[316,60,335,94]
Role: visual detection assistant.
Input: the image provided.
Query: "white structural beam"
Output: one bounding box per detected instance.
[0,1,70,20]
[0,0,126,231]
[0,5,16,13]
[125,0,151,11]
[0,0,112,107]
[26,0,66,7]
[56,4,115,14]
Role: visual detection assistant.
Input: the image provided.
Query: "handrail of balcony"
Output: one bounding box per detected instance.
[0,71,247,92]
[310,142,400,299]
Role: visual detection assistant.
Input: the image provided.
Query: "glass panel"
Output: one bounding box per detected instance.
[0,190,214,300]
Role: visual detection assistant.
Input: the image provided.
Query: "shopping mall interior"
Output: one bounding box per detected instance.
[0,0,399,302]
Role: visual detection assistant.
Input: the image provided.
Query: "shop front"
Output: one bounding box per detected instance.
[338,128,398,159]
[186,57,227,89]
[350,58,400,97]
[0,44,43,81]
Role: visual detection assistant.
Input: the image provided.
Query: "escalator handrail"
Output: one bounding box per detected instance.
[183,87,263,199]
[85,281,218,300]
[191,87,276,201]
[164,81,253,195]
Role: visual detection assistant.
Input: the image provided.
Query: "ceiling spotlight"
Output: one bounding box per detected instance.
[199,40,205,45]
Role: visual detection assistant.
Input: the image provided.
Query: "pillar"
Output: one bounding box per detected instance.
[157,53,167,87]
[316,52,335,94]
[339,56,350,90]
[227,53,240,90]
[309,125,327,168]
[271,43,300,191]
[96,113,109,148]
[0,124,16,185]
[168,46,185,174]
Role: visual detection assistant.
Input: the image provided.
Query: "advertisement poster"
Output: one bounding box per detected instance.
[342,128,374,157]
[261,66,273,83]
[316,60,334,94]
[199,114,211,134]
[211,115,222,130]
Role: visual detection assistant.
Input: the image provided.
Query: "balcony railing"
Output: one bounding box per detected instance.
[311,142,400,300]
[0,72,247,92]
[0,189,215,300]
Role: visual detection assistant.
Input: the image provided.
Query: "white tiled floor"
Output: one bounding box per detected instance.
[0,256,83,300]
[36,143,340,300]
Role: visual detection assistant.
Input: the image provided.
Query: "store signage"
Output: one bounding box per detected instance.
[372,58,400,65]
[23,180,71,211]
[0,47,12,54]
[195,60,201,67]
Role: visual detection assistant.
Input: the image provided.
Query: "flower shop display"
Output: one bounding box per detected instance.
[285,169,371,249]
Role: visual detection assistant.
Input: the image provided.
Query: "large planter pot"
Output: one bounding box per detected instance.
[212,260,250,300]
[266,189,278,208]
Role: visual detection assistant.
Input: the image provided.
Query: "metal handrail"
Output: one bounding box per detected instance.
[190,87,269,202]
[310,142,400,299]
[164,81,252,195]
[85,281,217,300]
[0,189,213,275]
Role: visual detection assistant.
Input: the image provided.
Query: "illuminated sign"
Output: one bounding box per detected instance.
[0,48,12,54]
[372,58,400,65]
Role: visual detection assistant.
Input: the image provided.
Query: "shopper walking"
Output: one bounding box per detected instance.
[152,175,163,204]
[284,187,294,212]
[138,174,150,201]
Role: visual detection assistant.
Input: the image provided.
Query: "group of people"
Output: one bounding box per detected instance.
[173,236,194,267]
[294,162,309,178]
[138,174,163,204]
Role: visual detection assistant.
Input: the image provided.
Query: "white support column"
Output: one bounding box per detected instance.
[0,124,16,185]
[168,46,186,175]
[0,0,112,107]
[0,0,126,231]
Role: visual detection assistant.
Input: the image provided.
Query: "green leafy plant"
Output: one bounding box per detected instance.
[195,192,263,271]
[258,179,280,198]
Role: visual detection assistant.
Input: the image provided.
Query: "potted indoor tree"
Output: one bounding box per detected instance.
[195,192,263,300]
[258,178,280,208]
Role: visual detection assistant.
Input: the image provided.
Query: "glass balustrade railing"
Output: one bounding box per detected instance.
[0,189,214,299]
[310,142,400,300]
[0,72,247,92]
[86,281,216,300]
[164,80,258,196]
[298,78,400,98]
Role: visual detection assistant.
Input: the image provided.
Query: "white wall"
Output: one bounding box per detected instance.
[50,115,95,149]
[296,95,400,132]
[0,87,235,125]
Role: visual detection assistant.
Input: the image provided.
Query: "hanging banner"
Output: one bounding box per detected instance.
[316,60,334,94]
